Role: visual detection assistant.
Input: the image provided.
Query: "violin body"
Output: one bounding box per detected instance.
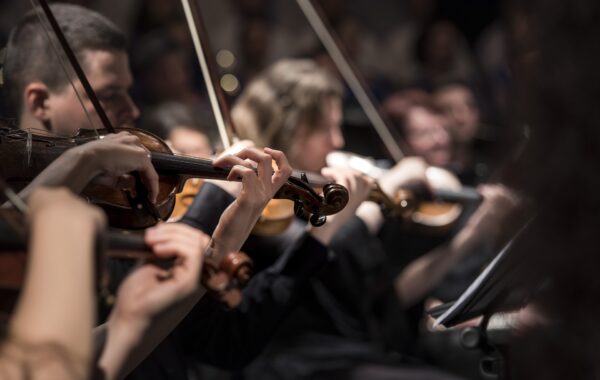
[0,127,179,229]
[327,151,481,234]
[81,127,180,229]
[0,210,253,309]
[170,178,204,220]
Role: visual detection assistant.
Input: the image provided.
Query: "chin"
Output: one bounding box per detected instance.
[430,154,451,168]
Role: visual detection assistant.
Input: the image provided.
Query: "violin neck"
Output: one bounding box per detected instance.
[150,152,230,181]
[106,231,148,251]
[434,187,482,204]
[291,170,329,187]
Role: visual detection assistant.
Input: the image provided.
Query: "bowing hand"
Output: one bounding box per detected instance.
[111,223,209,326]
[83,132,159,203]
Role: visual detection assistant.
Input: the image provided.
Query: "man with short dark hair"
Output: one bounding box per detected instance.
[4,4,157,201]
[5,4,136,135]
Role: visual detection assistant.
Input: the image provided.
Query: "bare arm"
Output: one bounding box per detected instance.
[394,226,478,308]
[1,188,105,380]
[395,184,521,308]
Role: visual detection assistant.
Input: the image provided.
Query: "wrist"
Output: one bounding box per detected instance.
[355,201,384,235]
[32,207,99,237]
[450,226,479,255]
[107,308,150,351]
[98,312,149,380]
[69,144,104,179]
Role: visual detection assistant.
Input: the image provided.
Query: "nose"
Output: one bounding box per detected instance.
[433,126,450,146]
[121,95,140,125]
[330,124,345,150]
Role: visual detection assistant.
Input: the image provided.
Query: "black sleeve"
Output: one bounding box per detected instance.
[329,216,386,271]
[179,182,234,235]
[326,216,416,349]
[177,231,329,370]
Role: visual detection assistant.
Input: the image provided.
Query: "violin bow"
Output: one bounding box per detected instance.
[296,0,406,162]
[181,0,238,149]
[0,177,28,215]
[29,0,162,222]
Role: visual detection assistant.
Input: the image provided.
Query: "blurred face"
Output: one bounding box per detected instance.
[290,96,344,172]
[45,49,139,135]
[404,106,451,167]
[434,85,480,144]
[168,127,212,158]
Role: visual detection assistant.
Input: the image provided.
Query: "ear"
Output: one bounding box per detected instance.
[23,82,51,123]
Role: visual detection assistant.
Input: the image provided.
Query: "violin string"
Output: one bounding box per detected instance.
[296,0,404,162]
[181,0,233,149]
[26,129,32,167]
[0,177,28,215]
[30,0,100,138]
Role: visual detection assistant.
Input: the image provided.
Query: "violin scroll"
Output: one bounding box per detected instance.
[202,251,253,308]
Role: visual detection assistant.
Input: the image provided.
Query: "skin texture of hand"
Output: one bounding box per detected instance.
[80,132,159,203]
[210,147,292,256]
[456,184,522,250]
[310,167,374,245]
[204,139,257,197]
[111,223,209,325]
[378,156,429,198]
[4,187,105,380]
[18,131,159,204]
[99,223,209,380]
[395,183,523,308]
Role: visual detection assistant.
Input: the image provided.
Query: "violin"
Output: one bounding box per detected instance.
[0,205,253,310]
[12,1,348,231]
[170,178,203,220]
[0,0,260,311]
[176,0,346,235]
[295,0,483,233]
[0,126,349,230]
[298,160,481,234]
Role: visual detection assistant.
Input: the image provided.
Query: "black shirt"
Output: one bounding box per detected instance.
[107,183,331,379]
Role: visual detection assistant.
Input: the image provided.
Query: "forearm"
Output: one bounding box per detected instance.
[10,212,97,372]
[97,289,206,380]
[18,148,99,199]
[355,201,384,235]
[211,200,262,257]
[394,228,476,307]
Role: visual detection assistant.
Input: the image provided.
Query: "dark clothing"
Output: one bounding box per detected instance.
[244,215,423,380]
[107,183,331,379]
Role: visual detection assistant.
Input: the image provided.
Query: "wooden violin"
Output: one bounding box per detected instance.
[170,0,347,235]
[0,201,253,310]
[296,0,483,234]
[0,126,349,229]
[299,163,481,234]
[10,1,348,231]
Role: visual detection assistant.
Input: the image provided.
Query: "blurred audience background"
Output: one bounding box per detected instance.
[0,0,507,159]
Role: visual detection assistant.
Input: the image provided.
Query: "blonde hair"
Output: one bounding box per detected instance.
[232,59,343,152]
